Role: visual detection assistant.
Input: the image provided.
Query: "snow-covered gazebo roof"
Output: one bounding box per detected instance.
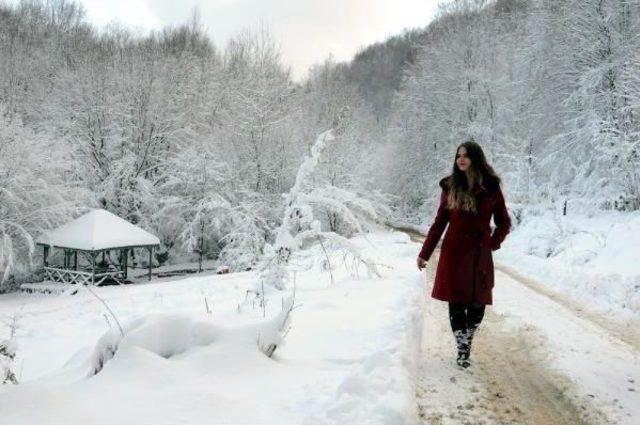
[37,209,160,251]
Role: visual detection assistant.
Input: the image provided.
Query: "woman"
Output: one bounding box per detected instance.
[417,140,511,368]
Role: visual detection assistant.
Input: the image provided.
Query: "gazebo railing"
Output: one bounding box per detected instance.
[44,266,125,286]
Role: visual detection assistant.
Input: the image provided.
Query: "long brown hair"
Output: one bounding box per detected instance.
[445,139,501,213]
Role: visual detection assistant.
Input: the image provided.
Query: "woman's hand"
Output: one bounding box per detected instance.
[417,257,427,270]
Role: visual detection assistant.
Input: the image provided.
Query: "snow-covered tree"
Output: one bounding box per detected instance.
[157,146,270,271]
[263,129,383,290]
[298,58,390,234]
[157,147,231,271]
[544,0,640,210]
[218,24,296,195]
[0,104,78,287]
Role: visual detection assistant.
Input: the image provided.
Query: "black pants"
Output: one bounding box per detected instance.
[448,302,485,333]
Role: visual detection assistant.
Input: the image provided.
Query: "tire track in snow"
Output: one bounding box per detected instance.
[491,268,638,424]
[416,255,599,425]
[470,310,606,425]
[494,262,640,352]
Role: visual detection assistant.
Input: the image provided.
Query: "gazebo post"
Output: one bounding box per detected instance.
[43,246,49,267]
[148,247,153,281]
[74,251,78,270]
[124,249,128,280]
[91,252,96,285]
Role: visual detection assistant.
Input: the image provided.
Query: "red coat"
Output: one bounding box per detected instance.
[418,176,512,305]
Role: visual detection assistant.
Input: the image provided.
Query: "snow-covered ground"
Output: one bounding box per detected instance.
[2,222,640,425]
[495,209,640,323]
[0,232,424,425]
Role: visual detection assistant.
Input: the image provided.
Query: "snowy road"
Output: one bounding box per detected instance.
[414,245,639,425]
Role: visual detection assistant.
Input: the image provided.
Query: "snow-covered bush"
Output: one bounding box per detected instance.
[89,302,294,376]
[215,193,272,271]
[156,147,272,271]
[0,313,19,384]
[90,327,123,376]
[0,339,17,384]
[256,295,294,357]
[0,104,78,288]
[304,185,391,237]
[262,130,382,290]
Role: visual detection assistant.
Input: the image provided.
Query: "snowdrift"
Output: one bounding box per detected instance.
[0,232,424,425]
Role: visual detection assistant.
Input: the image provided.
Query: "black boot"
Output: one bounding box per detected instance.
[468,323,480,348]
[453,330,470,368]
[465,303,485,363]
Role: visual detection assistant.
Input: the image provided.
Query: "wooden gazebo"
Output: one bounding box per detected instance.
[36,209,160,286]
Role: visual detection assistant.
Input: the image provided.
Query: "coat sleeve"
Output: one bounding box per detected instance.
[418,190,449,261]
[490,186,512,251]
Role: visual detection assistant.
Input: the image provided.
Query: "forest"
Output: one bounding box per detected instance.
[1,0,639,289]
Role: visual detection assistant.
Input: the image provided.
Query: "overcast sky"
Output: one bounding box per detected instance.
[69,0,440,81]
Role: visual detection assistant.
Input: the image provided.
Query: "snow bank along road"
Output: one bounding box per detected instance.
[406,231,639,425]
